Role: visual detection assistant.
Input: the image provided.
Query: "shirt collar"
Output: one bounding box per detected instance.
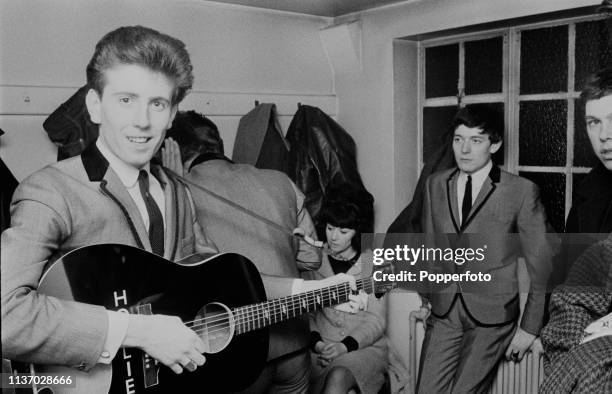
[96,138,150,188]
[459,160,492,186]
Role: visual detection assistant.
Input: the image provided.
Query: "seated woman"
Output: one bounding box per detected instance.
[539,234,612,393]
[307,187,388,394]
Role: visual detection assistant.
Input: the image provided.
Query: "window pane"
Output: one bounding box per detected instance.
[465,36,503,95]
[519,100,567,166]
[519,171,566,232]
[520,26,568,94]
[425,44,459,98]
[573,100,599,167]
[575,20,612,91]
[423,106,457,162]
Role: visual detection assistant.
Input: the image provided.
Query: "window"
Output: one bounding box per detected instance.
[419,15,611,232]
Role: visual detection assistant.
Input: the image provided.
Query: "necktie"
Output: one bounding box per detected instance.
[462,175,472,226]
[138,170,165,256]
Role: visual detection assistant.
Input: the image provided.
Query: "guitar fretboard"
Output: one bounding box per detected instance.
[232,277,376,335]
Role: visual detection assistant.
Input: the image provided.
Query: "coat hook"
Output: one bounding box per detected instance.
[297,102,302,108]
[254,100,260,107]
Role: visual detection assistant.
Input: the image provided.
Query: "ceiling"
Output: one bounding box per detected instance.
[204,0,414,17]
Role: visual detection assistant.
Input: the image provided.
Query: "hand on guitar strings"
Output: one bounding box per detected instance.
[123,314,207,374]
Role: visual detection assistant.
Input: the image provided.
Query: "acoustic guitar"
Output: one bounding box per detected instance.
[16,244,394,393]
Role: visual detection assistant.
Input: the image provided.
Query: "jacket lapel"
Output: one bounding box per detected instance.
[102,169,152,252]
[81,143,151,251]
[446,169,461,233]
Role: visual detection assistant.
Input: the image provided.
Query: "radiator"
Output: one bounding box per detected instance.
[409,310,545,394]
[488,352,544,394]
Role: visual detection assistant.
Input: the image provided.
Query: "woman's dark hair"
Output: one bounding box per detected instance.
[318,184,374,252]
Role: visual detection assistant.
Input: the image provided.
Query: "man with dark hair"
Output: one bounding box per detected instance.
[162,111,356,393]
[539,67,612,393]
[1,25,216,376]
[566,67,612,234]
[416,104,554,393]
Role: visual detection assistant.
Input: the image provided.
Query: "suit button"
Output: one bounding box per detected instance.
[76,362,87,371]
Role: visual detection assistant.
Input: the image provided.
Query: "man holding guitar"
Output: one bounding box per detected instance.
[1,26,354,391]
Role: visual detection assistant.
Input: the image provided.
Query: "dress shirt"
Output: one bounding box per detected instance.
[457,160,492,223]
[95,138,166,364]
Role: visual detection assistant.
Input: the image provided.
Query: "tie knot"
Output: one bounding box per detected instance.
[138,169,149,183]
[138,170,150,193]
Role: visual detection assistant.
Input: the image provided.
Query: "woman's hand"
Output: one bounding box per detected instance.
[316,342,348,367]
[313,340,326,354]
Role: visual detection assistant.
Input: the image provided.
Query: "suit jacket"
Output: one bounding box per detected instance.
[185,158,321,360]
[550,164,612,285]
[1,144,207,371]
[421,165,554,334]
[566,163,612,234]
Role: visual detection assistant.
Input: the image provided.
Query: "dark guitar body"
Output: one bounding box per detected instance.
[38,244,268,393]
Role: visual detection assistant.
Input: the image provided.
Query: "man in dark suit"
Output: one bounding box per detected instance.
[566,68,612,234]
[539,68,612,393]
[162,110,355,393]
[416,104,554,393]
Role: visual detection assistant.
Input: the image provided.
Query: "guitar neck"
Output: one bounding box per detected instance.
[232,277,375,335]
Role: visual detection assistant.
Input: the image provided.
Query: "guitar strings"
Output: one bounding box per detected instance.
[188,284,357,334]
[185,280,378,337]
[184,278,376,332]
[183,279,368,328]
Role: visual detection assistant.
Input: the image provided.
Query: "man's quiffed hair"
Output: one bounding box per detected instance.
[580,67,612,102]
[86,25,193,105]
[452,104,504,144]
[166,110,224,163]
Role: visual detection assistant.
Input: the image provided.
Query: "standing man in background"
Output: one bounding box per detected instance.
[565,67,612,234]
[539,67,612,393]
[417,104,553,393]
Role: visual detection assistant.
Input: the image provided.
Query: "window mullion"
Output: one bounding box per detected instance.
[566,23,576,221]
[507,28,520,175]
[458,41,465,105]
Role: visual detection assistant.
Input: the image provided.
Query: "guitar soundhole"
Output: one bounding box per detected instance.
[195,302,234,354]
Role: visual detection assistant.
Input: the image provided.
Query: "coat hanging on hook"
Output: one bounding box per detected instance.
[233,103,289,174]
